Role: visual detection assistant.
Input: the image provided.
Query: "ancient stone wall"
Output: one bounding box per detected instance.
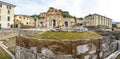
[3,37,16,53]
[97,31,118,58]
[0,32,19,40]
[102,36,118,58]
[16,37,103,59]
[19,29,44,37]
[15,46,77,59]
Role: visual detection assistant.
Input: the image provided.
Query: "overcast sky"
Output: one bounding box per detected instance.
[1,0,120,22]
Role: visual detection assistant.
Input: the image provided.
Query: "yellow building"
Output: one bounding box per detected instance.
[14,15,35,28]
[36,7,75,28]
[85,14,112,28]
[76,18,85,25]
[0,1,15,29]
[116,22,120,28]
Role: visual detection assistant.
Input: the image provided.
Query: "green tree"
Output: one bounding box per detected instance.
[31,14,44,20]
[62,11,74,18]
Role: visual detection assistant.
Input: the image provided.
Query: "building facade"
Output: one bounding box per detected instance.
[14,15,35,28]
[0,1,15,29]
[116,22,120,28]
[36,7,75,28]
[85,14,112,28]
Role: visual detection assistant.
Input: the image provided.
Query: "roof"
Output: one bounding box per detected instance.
[116,22,120,24]
[85,13,112,20]
[15,14,33,18]
[0,1,16,7]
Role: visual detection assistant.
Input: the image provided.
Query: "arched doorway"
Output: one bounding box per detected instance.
[53,20,56,27]
[64,21,68,27]
[40,22,43,27]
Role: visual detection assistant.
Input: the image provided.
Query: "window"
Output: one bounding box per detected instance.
[26,22,28,24]
[0,4,2,7]
[0,24,1,29]
[19,16,21,19]
[7,23,10,26]
[8,16,10,21]
[24,17,25,19]
[8,10,10,14]
[7,5,11,9]
[0,16,1,21]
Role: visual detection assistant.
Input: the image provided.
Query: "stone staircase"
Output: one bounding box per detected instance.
[0,41,15,59]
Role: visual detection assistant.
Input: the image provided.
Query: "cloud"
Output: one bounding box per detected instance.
[96,0,120,21]
[80,0,120,21]
[1,0,120,22]
[1,0,51,15]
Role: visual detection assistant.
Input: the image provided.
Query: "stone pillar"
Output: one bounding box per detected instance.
[35,19,38,28]
[105,18,107,26]
[99,17,101,25]
[118,40,120,50]
[18,23,21,29]
[104,18,105,26]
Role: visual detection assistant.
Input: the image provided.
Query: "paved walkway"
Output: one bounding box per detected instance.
[105,50,120,59]
[0,41,15,59]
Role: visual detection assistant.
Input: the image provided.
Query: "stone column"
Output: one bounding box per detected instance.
[118,40,120,50]
[35,19,38,28]
[18,23,21,29]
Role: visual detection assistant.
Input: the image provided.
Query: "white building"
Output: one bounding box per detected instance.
[0,1,15,29]
[85,14,112,28]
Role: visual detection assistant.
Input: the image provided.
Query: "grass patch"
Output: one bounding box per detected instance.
[33,31,102,40]
[116,54,120,59]
[0,47,12,59]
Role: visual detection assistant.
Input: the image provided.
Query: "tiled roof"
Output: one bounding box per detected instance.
[85,13,112,20]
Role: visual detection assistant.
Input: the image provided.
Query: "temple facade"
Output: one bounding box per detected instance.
[36,7,75,28]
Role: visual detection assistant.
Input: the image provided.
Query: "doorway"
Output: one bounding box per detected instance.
[64,21,68,27]
[53,20,56,27]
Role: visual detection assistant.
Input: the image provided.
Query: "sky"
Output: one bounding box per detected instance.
[1,0,120,22]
